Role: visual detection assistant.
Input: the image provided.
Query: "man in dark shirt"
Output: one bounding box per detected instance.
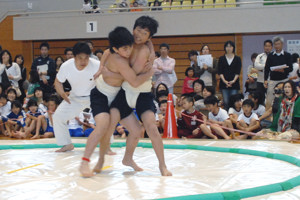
[264,36,293,110]
[31,42,56,96]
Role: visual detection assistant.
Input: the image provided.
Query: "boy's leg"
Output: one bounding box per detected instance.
[200,124,218,139]
[79,112,110,177]
[93,108,121,173]
[140,110,172,176]
[119,113,144,171]
[210,125,231,139]
[224,119,235,135]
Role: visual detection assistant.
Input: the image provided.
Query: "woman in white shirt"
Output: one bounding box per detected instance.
[0,50,21,92]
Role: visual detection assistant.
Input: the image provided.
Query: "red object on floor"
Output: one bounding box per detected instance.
[163,93,178,138]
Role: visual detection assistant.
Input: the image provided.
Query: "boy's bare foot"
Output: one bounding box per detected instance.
[79,161,94,178]
[55,144,74,152]
[93,158,105,173]
[31,135,40,139]
[106,148,116,155]
[122,158,143,171]
[159,165,172,176]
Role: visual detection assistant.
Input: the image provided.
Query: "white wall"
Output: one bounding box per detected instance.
[13,4,300,40]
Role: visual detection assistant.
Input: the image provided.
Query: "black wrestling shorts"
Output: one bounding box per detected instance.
[90,87,110,117]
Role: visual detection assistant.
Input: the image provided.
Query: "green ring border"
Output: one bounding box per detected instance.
[1,142,300,200]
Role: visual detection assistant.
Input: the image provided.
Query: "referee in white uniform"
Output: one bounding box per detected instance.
[53,42,99,152]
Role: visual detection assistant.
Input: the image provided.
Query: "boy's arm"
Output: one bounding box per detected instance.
[236,121,245,131]
[259,107,272,121]
[94,49,111,79]
[116,58,154,88]
[247,121,260,132]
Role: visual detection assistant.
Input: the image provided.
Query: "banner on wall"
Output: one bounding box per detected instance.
[287,40,300,55]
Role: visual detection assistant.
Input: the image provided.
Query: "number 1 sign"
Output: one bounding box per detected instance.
[86,21,97,33]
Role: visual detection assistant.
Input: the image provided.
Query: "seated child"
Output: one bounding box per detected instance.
[0,94,11,135]
[76,108,96,137]
[114,123,129,138]
[68,117,84,137]
[248,91,265,118]
[194,86,215,117]
[177,96,217,139]
[156,100,167,134]
[3,100,25,138]
[23,70,40,108]
[236,99,260,139]
[7,88,17,102]
[204,96,232,139]
[32,95,60,139]
[17,99,43,139]
[228,93,244,126]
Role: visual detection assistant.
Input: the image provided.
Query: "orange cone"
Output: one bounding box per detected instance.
[163,93,178,138]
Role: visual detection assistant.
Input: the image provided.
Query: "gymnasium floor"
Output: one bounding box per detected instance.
[1,138,300,200]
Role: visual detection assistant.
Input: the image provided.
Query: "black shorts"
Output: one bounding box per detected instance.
[90,87,110,117]
[110,88,156,121]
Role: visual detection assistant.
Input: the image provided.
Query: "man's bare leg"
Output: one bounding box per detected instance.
[79,113,110,177]
[140,111,172,176]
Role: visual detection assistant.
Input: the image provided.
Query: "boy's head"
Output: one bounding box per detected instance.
[11,100,22,114]
[204,95,219,112]
[229,93,244,110]
[203,86,215,98]
[242,99,254,115]
[0,94,7,105]
[156,90,168,102]
[181,96,194,111]
[248,91,262,105]
[109,26,134,58]
[27,99,38,112]
[83,108,91,118]
[94,49,103,60]
[133,16,158,43]
[158,100,168,114]
[188,50,198,62]
[48,95,60,112]
[34,87,43,98]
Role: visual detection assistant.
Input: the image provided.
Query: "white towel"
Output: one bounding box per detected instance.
[122,78,152,108]
[95,75,121,106]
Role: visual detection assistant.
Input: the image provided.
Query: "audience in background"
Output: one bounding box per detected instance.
[153,43,176,94]
[31,42,56,96]
[218,40,242,111]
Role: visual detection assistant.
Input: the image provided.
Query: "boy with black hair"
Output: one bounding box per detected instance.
[204,96,232,139]
[94,49,103,60]
[80,26,153,177]
[178,96,217,139]
[31,42,56,95]
[156,99,168,134]
[0,94,11,135]
[95,16,172,176]
[4,100,25,137]
[64,47,74,60]
[236,99,260,139]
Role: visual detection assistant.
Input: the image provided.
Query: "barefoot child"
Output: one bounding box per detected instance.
[80,26,153,177]
[20,99,43,138]
[236,99,260,139]
[32,95,60,139]
[177,96,217,139]
[228,93,244,126]
[204,96,232,139]
[156,99,167,134]
[4,101,25,138]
